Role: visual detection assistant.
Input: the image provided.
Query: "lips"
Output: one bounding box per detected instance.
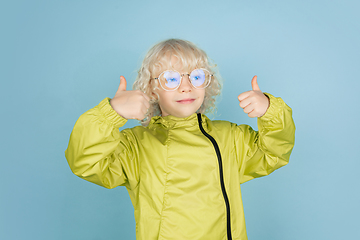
[176,98,196,104]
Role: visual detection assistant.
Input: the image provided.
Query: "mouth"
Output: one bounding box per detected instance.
[176,98,196,104]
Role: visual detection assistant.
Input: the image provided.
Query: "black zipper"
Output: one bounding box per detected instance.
[197,113,232,240]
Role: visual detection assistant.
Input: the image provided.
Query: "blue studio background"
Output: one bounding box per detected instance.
[1,0,359,239]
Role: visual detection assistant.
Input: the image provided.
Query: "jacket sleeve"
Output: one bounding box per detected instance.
[236,93,295,184]
[65,98,139,189]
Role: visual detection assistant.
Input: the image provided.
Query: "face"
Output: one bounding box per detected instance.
[153,60,205,118]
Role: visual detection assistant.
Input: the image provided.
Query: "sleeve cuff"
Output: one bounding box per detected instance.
[97,98,127,128]
[258,93,285,122]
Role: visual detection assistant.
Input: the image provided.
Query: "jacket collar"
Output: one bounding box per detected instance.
[149,113,209,130]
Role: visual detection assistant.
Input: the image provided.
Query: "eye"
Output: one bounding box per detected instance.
[167,77,177,82]
[161,70,181,90]
[190,69,206,86]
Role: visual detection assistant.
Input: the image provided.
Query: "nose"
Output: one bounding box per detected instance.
[178,74,193,93]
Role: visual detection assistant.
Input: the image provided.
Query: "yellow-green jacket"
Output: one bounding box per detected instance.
[65,93,295,240]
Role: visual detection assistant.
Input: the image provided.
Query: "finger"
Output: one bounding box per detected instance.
[141,105,150,116]
[247,110,258,118]
[238,91,251,101]
[239,97,252,109]
[142,98,151,109]
[251,75,260,91]
[243,104,254,114]
[137,106,149,120]
[141,92,151,102]
[117,76,127,92]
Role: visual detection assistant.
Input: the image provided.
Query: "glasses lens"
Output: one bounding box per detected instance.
[160,71,181,90]
[190,69,210,88]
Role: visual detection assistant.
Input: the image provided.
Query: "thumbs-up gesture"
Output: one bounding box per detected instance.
[237,76,270,118]
[110,76,150,120]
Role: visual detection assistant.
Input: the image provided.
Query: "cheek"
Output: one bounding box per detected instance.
[194,92,206,110]
[156,91,173,106]
[199,90,206,102]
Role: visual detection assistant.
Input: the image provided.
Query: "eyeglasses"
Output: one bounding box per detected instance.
[153,68,213,91]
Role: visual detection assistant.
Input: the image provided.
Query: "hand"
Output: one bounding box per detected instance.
[237,76,270,118]
[110,76,150,120]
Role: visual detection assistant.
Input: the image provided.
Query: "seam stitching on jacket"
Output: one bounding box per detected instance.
[157,128,170,239]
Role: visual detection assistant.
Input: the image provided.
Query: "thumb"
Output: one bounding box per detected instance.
[251,75,260,91]
[118,75,127,92]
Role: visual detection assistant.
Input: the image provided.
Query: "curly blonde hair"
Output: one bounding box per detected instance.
[133,39,222,126]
